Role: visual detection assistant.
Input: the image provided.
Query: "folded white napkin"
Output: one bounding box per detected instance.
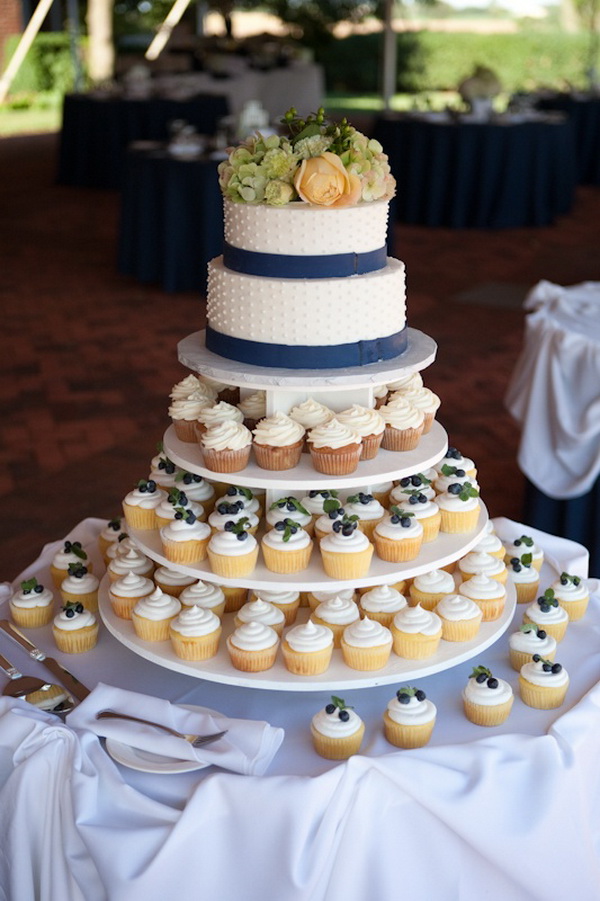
[66,683,284,775]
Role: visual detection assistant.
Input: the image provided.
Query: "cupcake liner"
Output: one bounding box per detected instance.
[234,615,284,637]
[261,541,313,574]
[556,597,589,621]
[509,646,556,672]
[253,439,304,471]
[419,512,442,543]
[201,445,251,474]
[108,591,148,620]
[339,639,393,671]
[439,615,482,642]
[9,603,54,629]
[522,614,568,642]
[309,617,351,648]
[52,623,99,654]
[470,596,505,622]
[374,533,422,563]
[320,544,374,580]
[281,640,333,675]
[169,626,222,661]
[518,676,569,709]
[309,444,362,475]
[356,606,396,627]
[439,507,480,534]
[220,585,248,613]
[161,536,209,564]
[59,589,99,614]
[131,612,174,642]
[381,423,423,452]
[269,599,301,626]
[359,432,383,460]
[354,517,384,541]
[310,722,365,760]
[463,695,514,725]
[513,580,540,605]
[460,567,508,585]
[383,711,435,749]
[391,628,442,659]
[421,411,436,434]
[225,636,278,672]
[122,503,158,531]
[207,546,259,578]
[408,586,449,611]
[172,418,198,442]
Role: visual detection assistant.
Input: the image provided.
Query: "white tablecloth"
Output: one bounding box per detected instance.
[1,517,599,900]
[505,280,600,498]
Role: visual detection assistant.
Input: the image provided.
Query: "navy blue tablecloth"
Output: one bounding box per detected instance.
[117,148,223,293]
[57,93,229,189]
[536,94,600,185]
[373,115,577,228]
[523,478,600,575]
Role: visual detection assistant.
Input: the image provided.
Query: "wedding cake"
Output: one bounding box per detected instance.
[205,109,405,369]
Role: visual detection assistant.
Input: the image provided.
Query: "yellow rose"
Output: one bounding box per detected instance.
[294,151,361,207]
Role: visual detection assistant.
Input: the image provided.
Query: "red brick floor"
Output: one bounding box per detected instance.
[1,132,599,580]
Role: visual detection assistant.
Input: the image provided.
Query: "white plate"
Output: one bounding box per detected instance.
[104,704,215,774]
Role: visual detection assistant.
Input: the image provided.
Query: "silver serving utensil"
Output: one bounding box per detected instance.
[95,710,228,748]
[2,672,76,717]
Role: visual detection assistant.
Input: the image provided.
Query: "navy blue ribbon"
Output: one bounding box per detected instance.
[223,242,387,279]
[205,326,408,370]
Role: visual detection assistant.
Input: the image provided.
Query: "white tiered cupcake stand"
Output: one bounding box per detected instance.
[99,328,516,690]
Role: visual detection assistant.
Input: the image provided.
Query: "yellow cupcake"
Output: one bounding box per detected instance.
[437,485,481,534]
[261,523,313,574]
[122,480,165,530]
[52,604,99,654]
[457,551,508,585]
[108,572,155,620]
[225,622,279,672]
[373,513,424,563]
[168,607,222,661]
[435,594,483,642]
[59,565,100,613]
[131,588,181,642]
[50,541,92,588]
[281,621,334,675]
[207,528,259,578]
[508,624,557,672]
[9,579,54,628]
[391,604,442,659]
[409,569,456,610]
[249,588,300,626]
[310,597,361,648]
[339,617,393,670]
[457,575,507,622]
[311,697,364,760]
[320,526,374,580]
[383,687,436,748]
[462,666,514,726]
[518,657,569,708]
[220,584,249,613]
[551,574,590,621]
[522,592,569,641]
[234,599,285,637]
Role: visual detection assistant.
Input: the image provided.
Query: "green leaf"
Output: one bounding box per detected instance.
[233,486,253,501]
[20,578,38,592]
[521,552,533,566]
[470,665,492,679]
[323,498,342,513]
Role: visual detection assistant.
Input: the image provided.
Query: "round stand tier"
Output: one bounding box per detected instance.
[164,421,448,491]
[177,328,437,390]
[99,575,516,692]
[129,503,489,591]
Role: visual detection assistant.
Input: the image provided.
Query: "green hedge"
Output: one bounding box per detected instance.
[321,30,594,94]
[4,32,86,96]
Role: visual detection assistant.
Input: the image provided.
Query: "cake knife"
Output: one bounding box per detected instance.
[0,620,91,701]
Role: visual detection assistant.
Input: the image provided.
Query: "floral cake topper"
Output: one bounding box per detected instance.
[218,107,395,207]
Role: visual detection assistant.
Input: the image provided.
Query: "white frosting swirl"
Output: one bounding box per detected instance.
[509,626,557,657]
[308,417,361,450]
[237,391,266,419]
[208,530,258,556]
[336,404,385,437]
[288,398,333,430]
[52,547,89,569]
[320,529,371,554]
[179,478,215,504]
[267,503,311,529]
[170,605,220,637]
[386,694,436,726]
[463,675,513,706]
[123,485,165,510]
[133,587,181,620]
[411,569,455,595]
[386,371,424,392]
[436,593,481,621]
[110,572,155,598]
[508,562,539,585]
[168,395,206,421]
[228,621,278,651]
[201,420,252,451]
[300,492,339,515]
[262,527,311,551]
[375,515,423,541]
[520,658,569,687]
[108,548,153,577]
[153,567,195,588]
[504,536,543,563]
[180,580,225,608]
[392,604,442,636]
[360,584,407,614]
[379,399,424,430]
[344,496,385,521]
[156,496,203,522]
[435,449,476,474]
[436,490,480,513]
[285,620,333,653]
[60,572,99,595]
[459,552,506,579]
[390,482,435,503]
[342,616,392,648]
[472,533,504,556]
[53,607,96,631]
[524,599,569,625]
[236,599,285,629]
[254,588,299,606]
[209,508,259,532]
[458,575,506,601]
[434,472,480,494]
[170,377,216,402]
[395,386,441,414]
[551,577,589,602]
[214,490,259,515]
[393,498,439,521]
[253,411,305,447]
[198,401,244,428]
[11,585,54,609]
[160,518,211,543]
[312,706,362,738]
[310,588,355,604]
[313,597,360,626]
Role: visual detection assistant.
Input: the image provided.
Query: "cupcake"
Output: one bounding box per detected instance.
[300,489,340,523]
[168,606,222,661]
[523,590,569,641]
[314,499,347,542]
[335,404,385,460]
[288,398,333,449]
[149,452,181,493]
[100,526,130,565]
[306,587,357,612]
[508,624,557,672]
[310,696,365,760]
[391,604,442,659]
[122,479,166,531]
[457,551,508,585]
[373,509,424,563]
[266,497,313,536]
[408,569,456,611]
[392,493,440,543]
[435,593,483,642]
[457,574,506,622]
[168,391,208,442]
[506,554,540,604]
[310,596,361,647]
[200,421,252,473]
[234,598,286,637]
[368,481,394,507]
[98,517,126,559]
[9,578,54,628]
[503,534,544,572]
[155,489,205,530]
[208,499,259,535]
[281,621,334,675]
[307,418,362,476]
[319,518,374,580]
[220,584,249,613]
[237,390,266,431]
[249,588,301,626]
[379,398,424,451]
[471,526,505,560]
[108,571,155,620]
[252,412,305,471]
[437,482,481,533]
[226,622,279,672]
[52,602,99,654]
[383,687,436,749]
[59,564,100,613]
[214,486,261,518]
[434,446,477,479]
[392,386,441,434]
[107,546,154,583]
[340,617,393,670]
[159,509,211,564]
[179,580,226,617]
[373,384,389,408]
[433,465,480,496]
[175,472,216,514]
[197,400,244,436]
[50,540,91,588]
[519,657,569,709]
[342,492,386,540]
[207,520,259,577]
[386,371,424,394]
[462,666,514,726]
[170,374,216,403]
[550,572,589,621]
[131,587,181,641]
[152,566,197,599]
[390,473,435,504]
[261,519,313,574]
[358,584,407,626]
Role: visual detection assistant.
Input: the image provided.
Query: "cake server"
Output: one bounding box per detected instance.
[0,619,90,701]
